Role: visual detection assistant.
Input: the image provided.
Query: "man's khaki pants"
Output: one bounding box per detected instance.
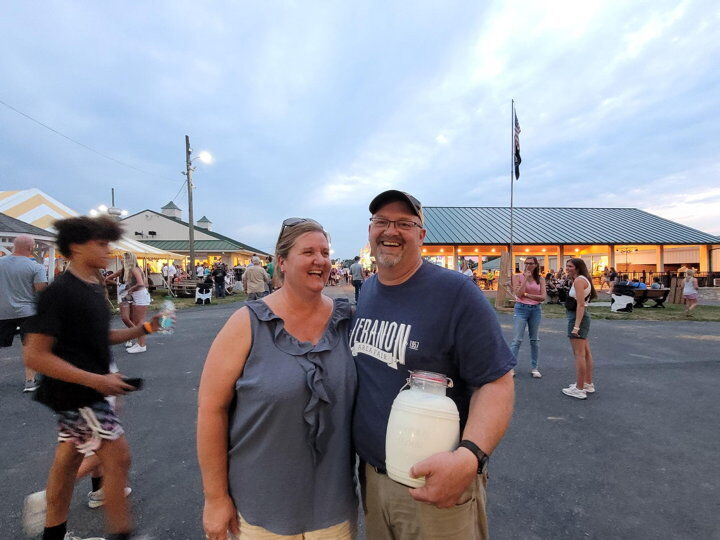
[361,463,489,540]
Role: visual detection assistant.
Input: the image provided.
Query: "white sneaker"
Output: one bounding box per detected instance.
[531,369,542,378]
[87,486,133,508]
[64,533,106,540]
[569,382,595,393]
[22,490,47,537]
[124,340,134,348]
[562,384,587,399]
[126,344,147,354]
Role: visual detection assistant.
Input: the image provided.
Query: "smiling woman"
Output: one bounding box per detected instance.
[197,217,358,539]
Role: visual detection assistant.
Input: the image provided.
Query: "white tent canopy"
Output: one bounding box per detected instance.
[111,236,183,259]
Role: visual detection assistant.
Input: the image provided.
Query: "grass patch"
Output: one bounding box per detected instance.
[111,290,248,313]
[539,302,720,322]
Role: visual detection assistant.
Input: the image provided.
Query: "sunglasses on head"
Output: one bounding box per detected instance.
[278,217,322,240]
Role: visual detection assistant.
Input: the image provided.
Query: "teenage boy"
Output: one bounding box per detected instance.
[23,216,164,540]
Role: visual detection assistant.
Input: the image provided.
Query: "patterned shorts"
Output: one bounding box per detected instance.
[56,400,124,455]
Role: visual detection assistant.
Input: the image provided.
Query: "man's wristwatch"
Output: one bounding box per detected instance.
[458,439,489,474]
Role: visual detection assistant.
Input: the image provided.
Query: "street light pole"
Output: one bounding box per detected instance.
[185,135,196,279]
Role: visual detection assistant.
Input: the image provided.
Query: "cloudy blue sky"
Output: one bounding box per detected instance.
[1,1,718,257]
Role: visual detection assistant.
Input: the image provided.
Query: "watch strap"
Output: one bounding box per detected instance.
[458,439,489,474]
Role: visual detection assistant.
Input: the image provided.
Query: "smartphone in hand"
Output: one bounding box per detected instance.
[122,377,144,391]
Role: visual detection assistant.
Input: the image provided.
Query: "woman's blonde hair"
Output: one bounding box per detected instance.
[685,269,695,278]
[123,252,138,283]
[274,219,329,287]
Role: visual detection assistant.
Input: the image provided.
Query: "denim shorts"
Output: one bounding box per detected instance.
[567,310,590,339]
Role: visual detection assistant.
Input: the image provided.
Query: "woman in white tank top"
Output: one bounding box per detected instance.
[562,258,597,400]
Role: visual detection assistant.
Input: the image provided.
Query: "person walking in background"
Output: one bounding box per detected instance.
[510,256,546,378]
[121,253,151,354]
[683,269,699,317]
[242,256,270,300]
[198,218,356,539]
[349,256,364,304]
[562,258,597,400]
[104,255,138,349]
[0,234,48,392]
[211,263,227,299]
[265,255,275,293]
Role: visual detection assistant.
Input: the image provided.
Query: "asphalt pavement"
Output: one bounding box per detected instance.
[1,288,718,539]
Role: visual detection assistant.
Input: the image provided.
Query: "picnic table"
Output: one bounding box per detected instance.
[170,278,203,297]
[613,285,670,308]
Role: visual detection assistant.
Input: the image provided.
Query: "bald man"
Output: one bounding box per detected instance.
[0,235,48,391]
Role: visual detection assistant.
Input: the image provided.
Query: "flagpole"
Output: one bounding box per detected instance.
[509,99,515,274]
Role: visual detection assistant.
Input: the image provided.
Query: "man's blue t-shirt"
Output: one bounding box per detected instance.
[351,261,516,469]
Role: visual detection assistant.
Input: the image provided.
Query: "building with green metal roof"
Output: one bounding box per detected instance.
[419,207,719,274]
[122,204,269,269]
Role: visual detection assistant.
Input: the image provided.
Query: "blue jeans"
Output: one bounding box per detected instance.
[215,282,226,298]
[510,303,541,369]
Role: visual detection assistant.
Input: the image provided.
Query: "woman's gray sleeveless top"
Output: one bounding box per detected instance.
[227,299,357,535]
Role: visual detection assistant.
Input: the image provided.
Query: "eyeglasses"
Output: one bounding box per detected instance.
[369,217,423,231]
[524,261,536,265]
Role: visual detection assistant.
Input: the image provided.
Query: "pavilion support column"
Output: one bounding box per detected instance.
[699,245,709,272]
[558,245,564,269]
[48,247,56,283]
[452,246,459,271]
[608,244,616,269]
[656,245,664,272]
[544,254,550,272]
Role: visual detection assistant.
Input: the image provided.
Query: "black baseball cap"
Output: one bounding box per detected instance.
[368,190,423,224]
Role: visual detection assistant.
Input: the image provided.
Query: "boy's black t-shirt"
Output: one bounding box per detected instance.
[25,271,112,411]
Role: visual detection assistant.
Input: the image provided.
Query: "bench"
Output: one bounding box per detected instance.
[170,278,202,297]
[613,285,670,308]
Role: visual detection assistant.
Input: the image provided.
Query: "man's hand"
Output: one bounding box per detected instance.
[408,448,478,508]
[203,495,240,540]
[91,373,135,396]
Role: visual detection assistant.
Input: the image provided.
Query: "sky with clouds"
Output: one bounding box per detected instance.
[1,0,718,257]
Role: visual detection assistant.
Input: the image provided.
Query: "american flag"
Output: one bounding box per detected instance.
[514,110,521,179]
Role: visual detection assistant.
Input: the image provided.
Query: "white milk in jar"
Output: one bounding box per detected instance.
[385,370,460,487]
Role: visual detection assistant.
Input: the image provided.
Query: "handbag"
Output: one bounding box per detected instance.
[565,296,577,311]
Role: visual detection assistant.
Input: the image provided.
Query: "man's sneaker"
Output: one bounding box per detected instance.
[23,378,39,392]
[531,369,542,378]
[124,340,134,348]
[126,344,147,354]
[562,384,587,399]
[22,490,47,536]
[87,486,133,508]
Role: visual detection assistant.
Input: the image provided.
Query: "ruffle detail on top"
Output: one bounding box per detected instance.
[246,298,351,462]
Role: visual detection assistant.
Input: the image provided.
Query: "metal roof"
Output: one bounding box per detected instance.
[141,239,261,253]
[161,201,181,210]
[0,212,56,238]
[422,207,720,245]
[197,215,211,223]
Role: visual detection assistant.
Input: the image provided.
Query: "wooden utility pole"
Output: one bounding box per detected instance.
[185,135,196,278]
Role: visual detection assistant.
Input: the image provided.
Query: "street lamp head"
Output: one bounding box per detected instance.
[120,210,128,217]
[197,151,213,164]
[98,204,108,212]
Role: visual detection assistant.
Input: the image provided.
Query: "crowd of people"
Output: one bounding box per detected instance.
[0,188,709,539]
